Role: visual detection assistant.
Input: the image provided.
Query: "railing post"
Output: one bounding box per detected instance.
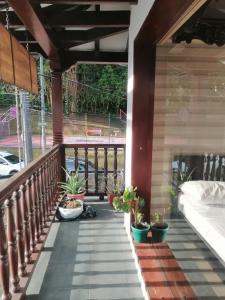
[94,147,98,194]
[15,189,27,277]
[74,146,78,171]
[0,204,11,300]
[114,147,118,187]
[33,173,40,243]
[44,162,50,218]
[6,194,20,292]
[85,147,88,191]
[60,144,66,182]
[20,184,31,264]
[37,169,44,234]
[27,178,36,252]
[40,166,47,227]
[104,147,108,194]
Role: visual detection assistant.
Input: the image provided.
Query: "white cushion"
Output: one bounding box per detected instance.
[179,181,225,204]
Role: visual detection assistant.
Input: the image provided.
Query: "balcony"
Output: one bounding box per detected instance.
[0,143,126,300]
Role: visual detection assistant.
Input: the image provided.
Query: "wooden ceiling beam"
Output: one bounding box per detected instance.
[46,10,130,27]
[31,0,136,3]
[8,0,60,63]
[0,10,130,27]
[62,50,127,70]
[12,27,127,46]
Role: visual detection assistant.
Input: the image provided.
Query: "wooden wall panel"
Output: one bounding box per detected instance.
[0,24,38,94]
[30,56,38,94]
[0,24,14,84]
[151,44,225,212]
[12,36,31,92]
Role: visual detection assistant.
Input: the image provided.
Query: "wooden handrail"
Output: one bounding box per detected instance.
[0,144,61,300]
[0,145,60,204]
[63,144,125,148]
[0,143,125,299]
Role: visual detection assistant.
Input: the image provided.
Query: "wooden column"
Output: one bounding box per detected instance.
[131,44,156,221]
[51,68,63,145]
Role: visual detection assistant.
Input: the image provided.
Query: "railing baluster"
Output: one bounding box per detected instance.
[94,147,98,194]
[53,155,58,205]
[74,147,78,171]
[6,194,20,292]
[27,178,36,252]
[104,147,108,194]
[37,170,44,234]
[49,157,53,210]
[114,147,118,188]
[85,147,88,191]
[33,173,40,243]
[16,189,27,277]
[40,165,47,227]
[0,204,11,300]
[21,184,31,264]
[44,162,50,218]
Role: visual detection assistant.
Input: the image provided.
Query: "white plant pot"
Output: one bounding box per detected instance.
[58,200,83,219]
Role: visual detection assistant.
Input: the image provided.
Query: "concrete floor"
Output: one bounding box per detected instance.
[26,201,144,300]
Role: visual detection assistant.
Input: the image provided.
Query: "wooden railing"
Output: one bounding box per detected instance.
[0,145,62,300]
[0,143,125,299]
[63,144,126,196]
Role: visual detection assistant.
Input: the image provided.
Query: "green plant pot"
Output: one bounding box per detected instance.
[151,224,169,243]
[131,224,150,243]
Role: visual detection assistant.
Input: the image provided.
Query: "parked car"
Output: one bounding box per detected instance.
[0,152,24,176]
[65,158,104,192]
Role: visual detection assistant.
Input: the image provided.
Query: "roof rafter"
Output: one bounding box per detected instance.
[62,50,127,70]
[30,0,136,3]
[0,10,130,27]
[13,27,127,48]
[8,0,60,64]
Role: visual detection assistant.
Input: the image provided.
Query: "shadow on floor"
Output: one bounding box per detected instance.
[26,201,144,300]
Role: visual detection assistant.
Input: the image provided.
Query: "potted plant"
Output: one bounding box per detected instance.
[151,208,169,243]
[106,172,124,205]
[60,167,86,200]
[58,167,86,219]
[113,186,150,243]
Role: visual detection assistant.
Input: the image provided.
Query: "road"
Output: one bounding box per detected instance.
[0,135,125,148]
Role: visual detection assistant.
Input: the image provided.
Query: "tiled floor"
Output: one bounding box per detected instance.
[26,200,144,300]
[168,219,225,299]
[136,242,197,300]
[135,217,225,300]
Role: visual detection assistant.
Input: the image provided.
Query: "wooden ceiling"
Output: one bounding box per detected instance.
[0,0,136,71]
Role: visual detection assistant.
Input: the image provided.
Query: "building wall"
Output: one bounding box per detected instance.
[151,43,225,212]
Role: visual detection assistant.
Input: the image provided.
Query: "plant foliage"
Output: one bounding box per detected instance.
[59,167,86,195]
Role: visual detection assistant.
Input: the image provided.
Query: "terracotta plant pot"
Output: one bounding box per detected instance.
[67,192,85,201]
[107,193,115,205]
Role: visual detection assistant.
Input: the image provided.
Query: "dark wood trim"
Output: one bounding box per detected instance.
[62,51,127,70]
[2,10,130,28]
[8,0,59,61]
[136,0,198,47]
[15,0,137,3]
[132,0,204,219]
[131,44,156,221]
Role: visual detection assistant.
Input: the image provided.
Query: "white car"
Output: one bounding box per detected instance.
[0,152,24,176]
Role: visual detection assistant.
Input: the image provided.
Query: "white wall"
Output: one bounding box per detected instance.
[124,0,155,229]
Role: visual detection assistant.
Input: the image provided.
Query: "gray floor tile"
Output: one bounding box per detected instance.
[26,200,144,300]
